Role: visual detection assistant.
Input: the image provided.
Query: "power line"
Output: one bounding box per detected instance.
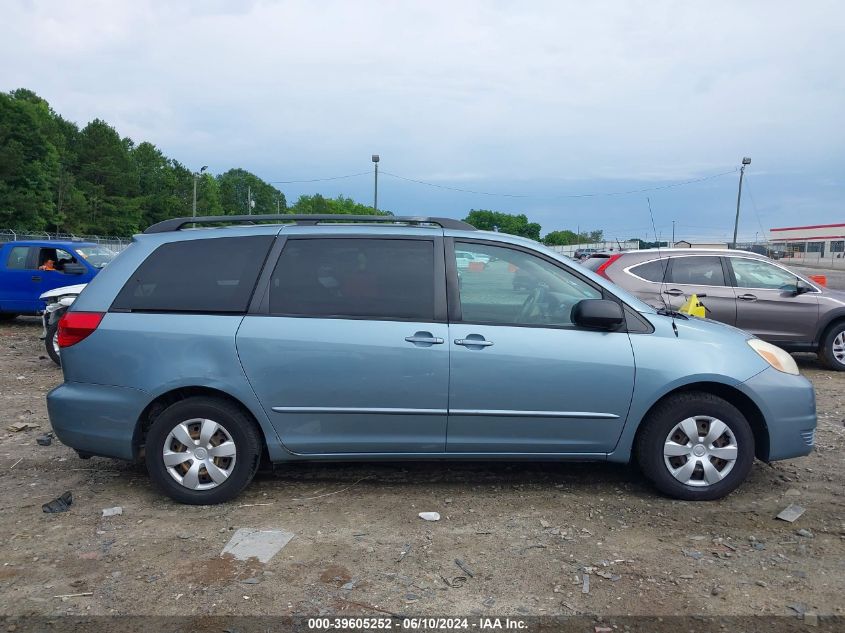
[379,168,739,200]
[266,171,371,184]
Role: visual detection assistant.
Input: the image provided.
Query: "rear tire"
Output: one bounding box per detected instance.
[145,396,262,505]
[818,321,845,371]
[635,392,755,501]
[45,321,61,366]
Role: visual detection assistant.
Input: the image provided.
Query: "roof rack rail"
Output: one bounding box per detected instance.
[143,214,476,234]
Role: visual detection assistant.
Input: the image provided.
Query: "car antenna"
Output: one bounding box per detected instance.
[647,196,682,336]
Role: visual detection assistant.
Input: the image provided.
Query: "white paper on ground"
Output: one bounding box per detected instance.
[221,528,295,563]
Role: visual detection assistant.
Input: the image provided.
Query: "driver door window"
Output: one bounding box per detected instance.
[729,258,800,290]
[453,241,601,327]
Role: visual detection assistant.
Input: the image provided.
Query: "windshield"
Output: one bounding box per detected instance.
[76,245,116,268]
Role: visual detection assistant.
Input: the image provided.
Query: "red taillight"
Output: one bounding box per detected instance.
[57,312,104,348]
[595,254,622,279]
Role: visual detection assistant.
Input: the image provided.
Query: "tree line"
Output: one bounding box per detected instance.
[0,89,390,236]
[1,88,607,244]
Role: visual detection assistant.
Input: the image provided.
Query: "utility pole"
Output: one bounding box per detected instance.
[192,165,208,218]
[372,154,380,212]
[672,220,675,245]
[732,157,751,248]
[247,186,252,215]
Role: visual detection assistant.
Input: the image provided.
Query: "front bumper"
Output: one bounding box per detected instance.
[47,381,149,460]
[739,367,817,461]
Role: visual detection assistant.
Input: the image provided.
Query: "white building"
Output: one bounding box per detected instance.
[769,223,845,261]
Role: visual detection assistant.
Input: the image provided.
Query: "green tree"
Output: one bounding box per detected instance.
[217,168,285,215]
[543,229,579,246]
[288,193,390,215]
[463,210,541,241]
[0,92,60,229]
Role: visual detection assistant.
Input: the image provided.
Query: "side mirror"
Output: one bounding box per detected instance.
[572,299,625,330]
[62,263,86,275]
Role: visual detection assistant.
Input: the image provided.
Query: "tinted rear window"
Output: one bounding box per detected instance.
[669,256,725,286]
[112,236,273,313]
[629,258,669,282]
[269,238,435,320]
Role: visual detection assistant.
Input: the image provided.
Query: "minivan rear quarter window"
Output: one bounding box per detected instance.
[628,258,669,282]
[269,238,435,320]
[112,236,273,313]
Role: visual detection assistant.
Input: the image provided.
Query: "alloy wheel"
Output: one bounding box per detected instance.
[833,331,845,366]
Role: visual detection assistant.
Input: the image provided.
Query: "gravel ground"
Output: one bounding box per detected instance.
[0,316,843,619]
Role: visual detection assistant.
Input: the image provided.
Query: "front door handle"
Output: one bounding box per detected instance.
[405,332,444,346]
[455,338,494,348]
[737,294,757,301]
[663,288,684,296]
[31,275,42,282]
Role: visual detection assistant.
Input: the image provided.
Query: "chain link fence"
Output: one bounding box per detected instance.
[0,229,131,252]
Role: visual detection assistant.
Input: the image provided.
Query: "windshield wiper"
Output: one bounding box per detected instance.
[657,308,689,320]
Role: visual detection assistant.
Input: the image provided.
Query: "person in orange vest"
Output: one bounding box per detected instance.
[39,259,56,271]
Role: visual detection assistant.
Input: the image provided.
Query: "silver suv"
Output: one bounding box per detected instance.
[585,248,845,370]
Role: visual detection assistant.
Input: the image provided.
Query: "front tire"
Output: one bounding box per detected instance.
[145,396,262,505]
[0,313,18,321]
[45,321,61,366]
[819,322,845,371]
[636,392,754,501]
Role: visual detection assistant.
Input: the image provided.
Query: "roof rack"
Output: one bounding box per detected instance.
[143,214,476,234]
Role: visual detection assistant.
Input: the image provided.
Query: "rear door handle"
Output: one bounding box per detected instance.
[737,294,757,301]
[663,289,684,296]
[405,332,444,346]
[455,338,494,347]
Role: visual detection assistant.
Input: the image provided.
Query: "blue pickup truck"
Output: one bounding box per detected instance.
[0,241,115,319]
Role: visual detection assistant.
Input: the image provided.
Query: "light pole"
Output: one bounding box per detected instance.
[672,220,675,245]
[732,157,751,248]
[372,154,379,212]
[192,165,208,217]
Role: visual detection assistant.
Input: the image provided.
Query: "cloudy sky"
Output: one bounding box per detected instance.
[2,0,844,241]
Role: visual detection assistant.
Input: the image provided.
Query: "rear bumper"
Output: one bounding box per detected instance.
[739,367,817,461]
[47,381,148,460]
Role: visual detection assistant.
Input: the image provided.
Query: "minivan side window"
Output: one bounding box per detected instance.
[454,241,601,327]
[269,238,435,321]
[112,236,274,313]
[6,246,30,269]
[729,257,800,290]
[669,256,726,286]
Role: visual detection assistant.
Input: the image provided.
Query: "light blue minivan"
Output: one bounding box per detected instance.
[47,215,816,504]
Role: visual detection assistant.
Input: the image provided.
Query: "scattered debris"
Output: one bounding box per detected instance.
[454,558,474,578]
[9,457,23,470]
[220,528,294,563]
[241,577,260,585]
[396,543,411,562]
[596,570,621,581]
[595,627,613,633]
[796,528,814,538]
[101,506,123,517]
[54,592,93,600]
[441,575,467,588]
[7,422,36,433]
[804,612,819,627]
[520,544,547,553]
[36,433,53,446]
[582,574,590,594]
[418,512,440,522]
[787,603,807,616]
[682,549,704,560]
[540,519,551,528]
[482,596,496,608]
[42,491,73,513]
[292,475,371,501]
[340,579,358,591]
[776,504,806,523]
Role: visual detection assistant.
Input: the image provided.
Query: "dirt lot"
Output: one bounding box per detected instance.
[0,317,843,620]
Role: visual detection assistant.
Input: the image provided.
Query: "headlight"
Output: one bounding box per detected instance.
[747,339,799,375]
